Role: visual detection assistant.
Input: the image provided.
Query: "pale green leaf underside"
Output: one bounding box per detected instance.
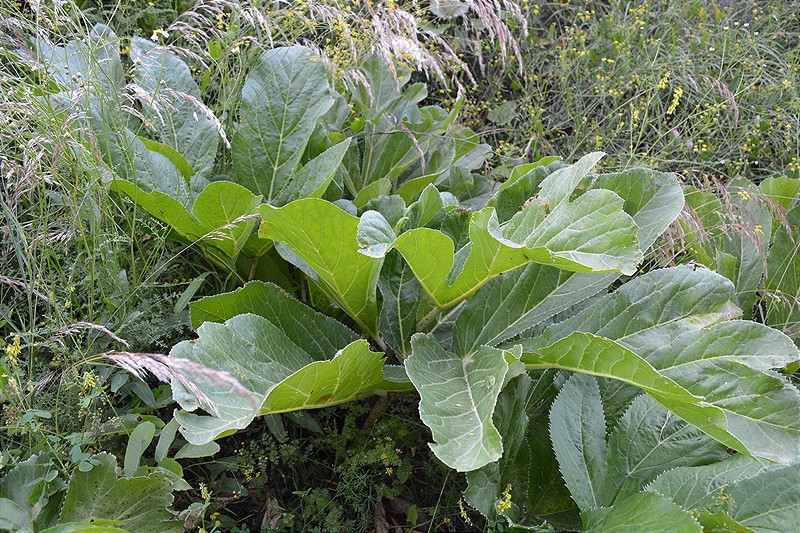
[406,334,508,471]
[454,168,683,356]
[59,453,181,533]
[367,188,641,309]
[171,314,407,444]
[523,332,751,458]
[526,266,800,463]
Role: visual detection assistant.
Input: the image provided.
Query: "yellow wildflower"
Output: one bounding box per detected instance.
[496,484,513,514]
[5,336,21,366]
[666,86,684,115]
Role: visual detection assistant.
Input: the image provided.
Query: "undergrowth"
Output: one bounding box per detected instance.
[2,1,800,532]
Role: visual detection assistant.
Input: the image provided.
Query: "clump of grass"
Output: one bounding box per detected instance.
[442,0,800,181]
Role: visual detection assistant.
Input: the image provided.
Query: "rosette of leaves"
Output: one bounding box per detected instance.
[133,152,800,529]
[32,27,489,283]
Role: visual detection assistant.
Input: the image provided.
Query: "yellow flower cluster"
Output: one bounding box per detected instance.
[5,336,20,366]
[666,86,684,115]
[496,484,513,514]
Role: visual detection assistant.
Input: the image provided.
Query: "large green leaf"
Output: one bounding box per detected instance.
[582,492,701,533]
[759,175,800,212]
[259,199,383,336]
[523,332,754,460]
[463,374,535,523]
[363,188,641,309]
[189,280,358,355]
[111,180,261,269]
[405,334,508,471]
[700,464,800,532]
[724,179,772,319]
[35,24,123,94]
[549,373,608,512]
[59,454,181,533]
[0,453,61,532]
[525,266,741,351]
[171,312,407,444]
[454,168,683,356]
[40,27,206,205]
[130,37,220,181]
[538,151,604,207]
[453,266,616,356]
[273,138,352,206]
[231,46,334,202]
[589,168,684,251]
[377,251,426,358]
[521,266,800,464]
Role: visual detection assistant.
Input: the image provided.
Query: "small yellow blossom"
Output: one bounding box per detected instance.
[385,467,394,476]
[657,71,671,90]
[82,370,97,392]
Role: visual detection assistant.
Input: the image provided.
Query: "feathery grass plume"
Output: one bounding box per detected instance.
[103,351,260,417]
[49,321,130,347]
[0,275,52,303]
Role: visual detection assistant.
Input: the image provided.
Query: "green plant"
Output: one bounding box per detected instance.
[107,150,800,530]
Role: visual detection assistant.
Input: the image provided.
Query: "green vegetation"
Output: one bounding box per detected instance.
[2,1,800,532]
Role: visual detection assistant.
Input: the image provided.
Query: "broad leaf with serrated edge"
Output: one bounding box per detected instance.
[700,464,800,532]
[549,373,608,512]
[645,453,782,511]
[520,266,800,464]
[601,395,726,505]
[532,267,800,463]
[523,332,752,460]
[582,492,701,533]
